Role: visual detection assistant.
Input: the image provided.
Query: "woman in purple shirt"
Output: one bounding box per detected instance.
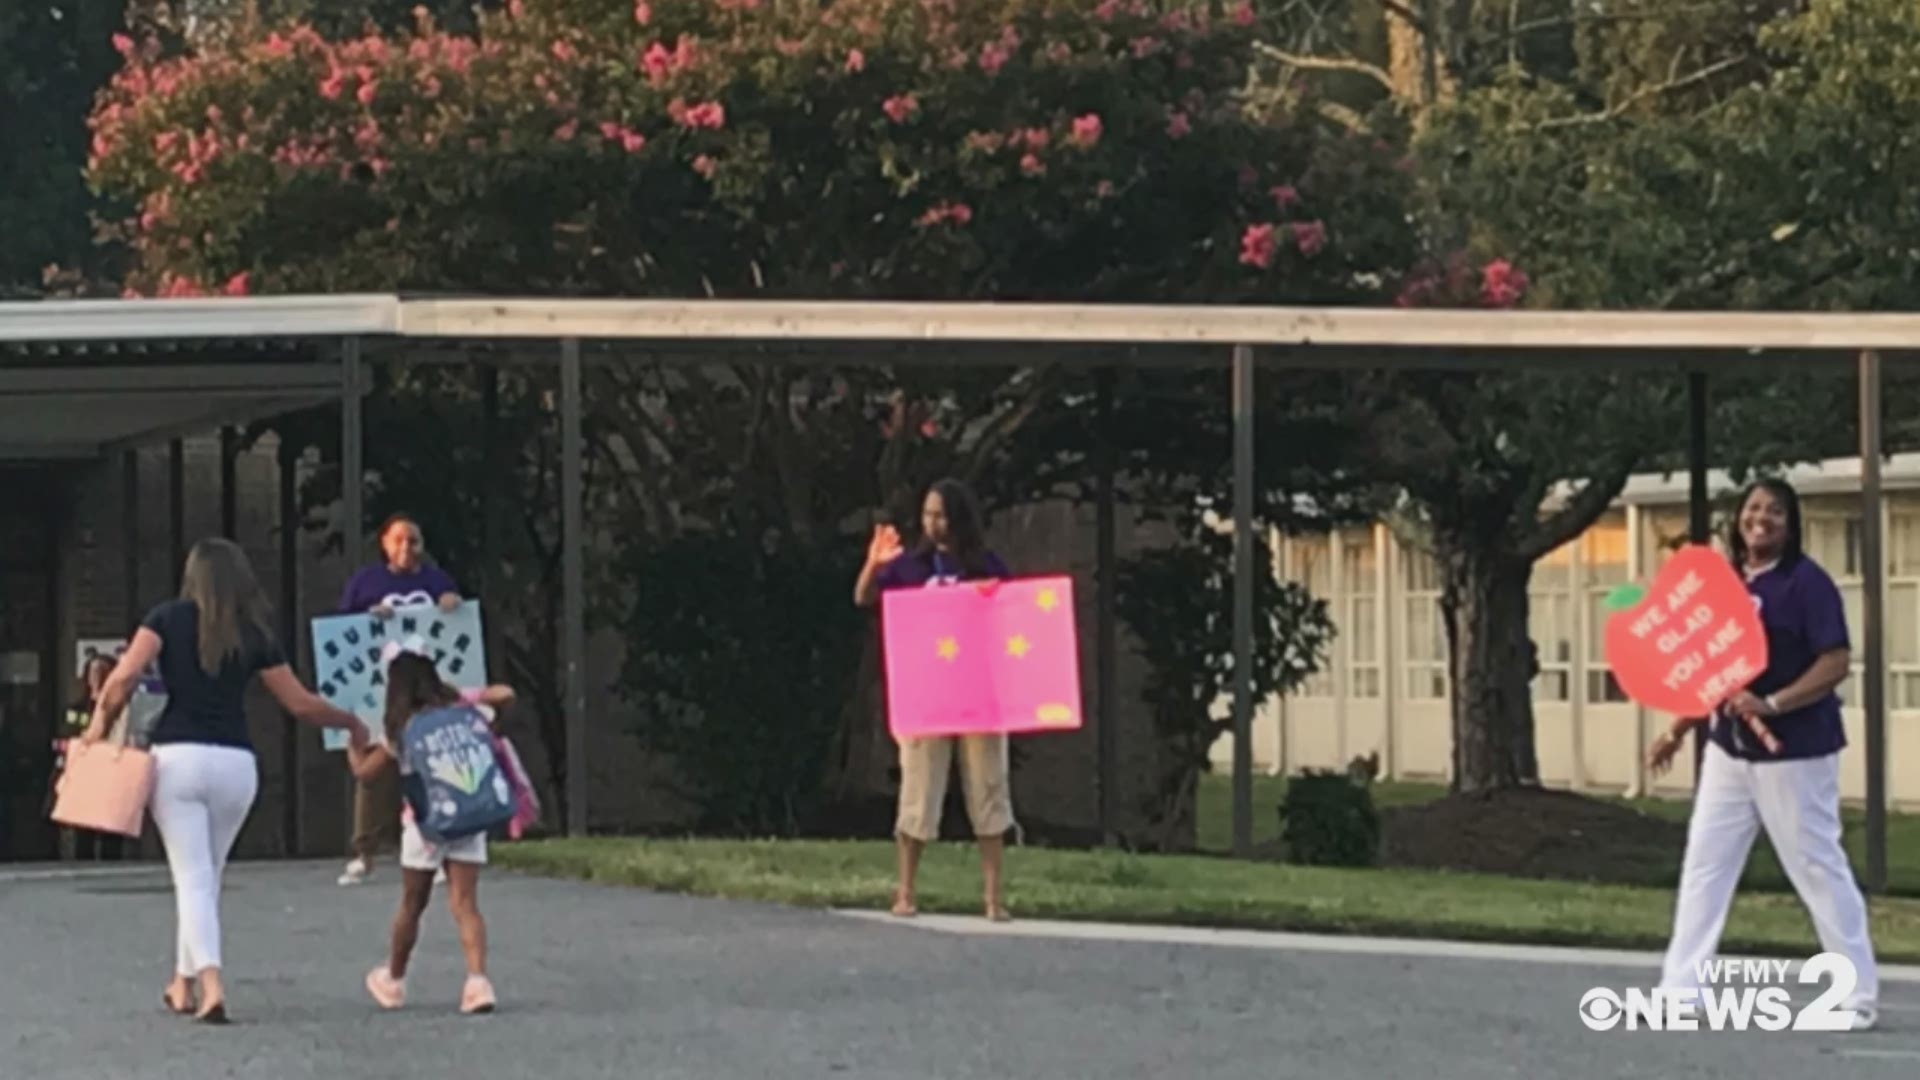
[854,479,1017,922]
[337,513,462,887]
[1648,478,1879,1029]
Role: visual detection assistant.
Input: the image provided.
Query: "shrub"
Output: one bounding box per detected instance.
[1279,768,1378,867]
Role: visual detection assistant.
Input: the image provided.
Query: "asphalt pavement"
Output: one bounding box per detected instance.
[4,860,1917,1079]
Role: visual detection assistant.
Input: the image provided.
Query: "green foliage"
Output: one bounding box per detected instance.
[0,1,127,295]
[1279,769,1379,867]
[1115,521,1334,849]
[615,531,868,835]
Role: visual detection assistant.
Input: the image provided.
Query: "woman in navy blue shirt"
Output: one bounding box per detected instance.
[1647,478,1880,1029]
[855,478,1017,922]
[85,538,364,1023]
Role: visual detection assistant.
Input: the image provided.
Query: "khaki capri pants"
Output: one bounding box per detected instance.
[895,733,1015,842]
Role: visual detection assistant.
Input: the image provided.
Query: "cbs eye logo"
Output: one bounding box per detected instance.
[1579,988,1625,1031]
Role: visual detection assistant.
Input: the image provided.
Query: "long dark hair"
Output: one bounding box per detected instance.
[178,538,276,676]
[1727,477,1805,570]
[382,652,460,748]
[917,477,994,579]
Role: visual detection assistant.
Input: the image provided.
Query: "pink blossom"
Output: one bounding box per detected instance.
[1239,223,1278,269]
[1165,110,1192,138]
[112,33,135,57]
[1020,153,1046,177]
[1291,220,1327,257]
[673,36,701,71]
[600,121,623,140]
[846,48,866,72]
[680,101,726,129]
[882,94,919,123]
[555,119,579,142]
[692,154,717,178]
[1232,2,1257,27]
[357,79,379,106]
[552,40,578,63]
[1095,179,1116,199]
[264,33,292,58]
[920,418,940,439]
[1094,0,1121,20]
[979,41,1011,74]
[319,70,347,99]
[1046,41,1072,63]
[508,0,525,17]
[1481,259,1529,308]
[642,42,673,83]
[420,75,443,99]
[1131,36,1164,59]
[621,130,647,153]
[1069,113,1102,148]
[1271,185,1299,209]
[634,1,652,24]
[916,201,974,227]
[1018,126,1051,150]
[223,272,251,297]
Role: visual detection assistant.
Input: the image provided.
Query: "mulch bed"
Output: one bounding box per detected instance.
[1379,787,1690,887]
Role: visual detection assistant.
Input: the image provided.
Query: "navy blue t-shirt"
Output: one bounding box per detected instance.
[1710,556,1850,761]
[876,549,1012,590]
[143,599,287,751]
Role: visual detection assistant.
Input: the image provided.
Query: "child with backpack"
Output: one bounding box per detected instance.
[345,651,521,1015]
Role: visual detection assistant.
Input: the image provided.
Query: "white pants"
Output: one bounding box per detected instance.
[1659,741,1878,1006]
[149,744,258,977]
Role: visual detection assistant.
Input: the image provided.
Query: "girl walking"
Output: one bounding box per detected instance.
[345,651,515,1015]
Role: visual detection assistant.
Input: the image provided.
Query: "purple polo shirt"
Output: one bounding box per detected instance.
[876,549,1012,590]
[338,563,460,615]
[1710,555,1850,761]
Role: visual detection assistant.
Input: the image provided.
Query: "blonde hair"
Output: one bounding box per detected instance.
[177,538,275,675]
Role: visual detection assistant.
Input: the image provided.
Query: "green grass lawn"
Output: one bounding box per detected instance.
[1195,773,1920,896]
[494,835,1920,963]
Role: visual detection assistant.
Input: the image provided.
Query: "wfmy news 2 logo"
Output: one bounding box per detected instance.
[1578,954,1860,1033]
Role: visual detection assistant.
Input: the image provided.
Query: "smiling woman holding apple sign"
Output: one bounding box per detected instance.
[1647,478,1879,1029]
[854,478,1017,922]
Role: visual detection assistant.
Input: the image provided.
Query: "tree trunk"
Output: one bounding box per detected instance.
[1440,543,1539,793]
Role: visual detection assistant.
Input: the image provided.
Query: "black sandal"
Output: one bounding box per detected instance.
[193,1001,229,1025]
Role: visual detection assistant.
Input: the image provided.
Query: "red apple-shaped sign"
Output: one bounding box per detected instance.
[1603,544,1769,719]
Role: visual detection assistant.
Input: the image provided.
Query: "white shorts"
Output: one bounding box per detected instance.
[399,819,488,872]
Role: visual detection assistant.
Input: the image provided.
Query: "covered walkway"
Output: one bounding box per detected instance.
[0,296,1909,886]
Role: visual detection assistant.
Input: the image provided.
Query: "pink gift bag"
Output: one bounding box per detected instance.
[50,738,154,839]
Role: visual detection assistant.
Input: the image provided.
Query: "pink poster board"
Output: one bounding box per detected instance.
[881,575,1084,739]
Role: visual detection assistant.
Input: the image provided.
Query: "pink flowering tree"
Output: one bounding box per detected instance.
[91,0,1417,834]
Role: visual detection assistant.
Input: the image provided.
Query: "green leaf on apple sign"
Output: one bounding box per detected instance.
[1605,584,1646,612]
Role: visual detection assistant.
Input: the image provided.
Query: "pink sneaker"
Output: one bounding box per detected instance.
[365,966,406,1010]
[460,974,496,1015]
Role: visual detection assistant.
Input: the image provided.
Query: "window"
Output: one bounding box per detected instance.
[1344,532,1381,699]
[1402,546,1447,700]
[1292,534,1335,697]
[1530,540,1575,703]
[1580,519,1630,705]
[1805,514,1862,579]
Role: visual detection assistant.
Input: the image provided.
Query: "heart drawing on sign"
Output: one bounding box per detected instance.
[1602,544,1771,736]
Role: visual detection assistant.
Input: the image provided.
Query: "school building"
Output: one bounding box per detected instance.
[1214,453,1920,811]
